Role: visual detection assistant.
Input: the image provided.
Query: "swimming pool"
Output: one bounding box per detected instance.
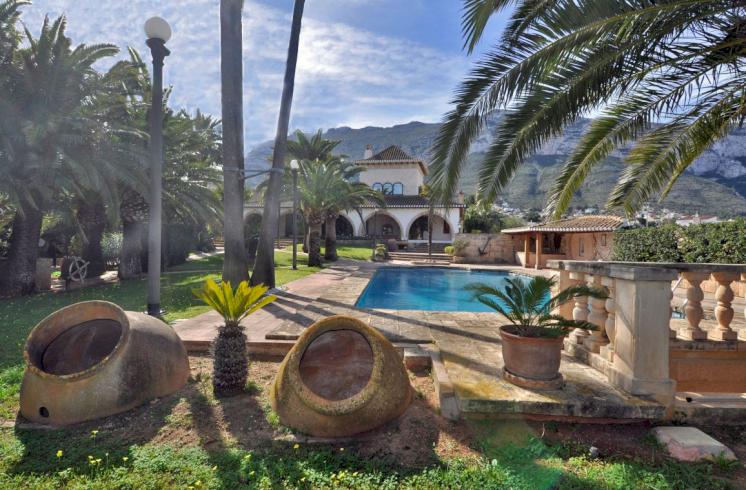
[355,267,531,312]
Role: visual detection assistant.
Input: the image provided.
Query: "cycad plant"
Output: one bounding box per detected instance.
[432,0,746,218]
[465,275,606,338]
[193,279,276,397]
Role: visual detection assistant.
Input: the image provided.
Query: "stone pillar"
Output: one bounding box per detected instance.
[608,267,677,405]
[523,234,530,268]
[534,232,542,270]
[679,271,709,340]
[710,272,739,341]
[600,276,615,361]
[568,271,589,344]
[738,273,746,340]
[583,274,609,353]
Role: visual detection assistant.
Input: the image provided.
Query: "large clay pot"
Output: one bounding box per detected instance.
[20,301,190,425]
[499,325,564,390]
[270,316,412,437]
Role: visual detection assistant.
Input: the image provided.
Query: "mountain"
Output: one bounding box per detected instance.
[246,116,746,217]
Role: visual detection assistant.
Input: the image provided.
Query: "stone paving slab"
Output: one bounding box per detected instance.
[653,427,736,461]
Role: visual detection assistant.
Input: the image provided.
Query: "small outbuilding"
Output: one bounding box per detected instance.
[501,215,625,269]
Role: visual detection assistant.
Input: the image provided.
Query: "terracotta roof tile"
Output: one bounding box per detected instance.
[502,215,625,234]
[354,145,429,175]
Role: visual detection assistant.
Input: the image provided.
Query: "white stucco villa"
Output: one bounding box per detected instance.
[244,145,465,249]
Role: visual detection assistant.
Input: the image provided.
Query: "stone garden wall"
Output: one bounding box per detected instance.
[453,233,516,264]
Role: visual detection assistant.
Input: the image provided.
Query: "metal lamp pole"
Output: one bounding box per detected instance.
[144,17,171,317]
[290,160,299,270]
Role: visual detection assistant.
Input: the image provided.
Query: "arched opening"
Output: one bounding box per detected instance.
[364,213,401,240]
[408,214,452,241]
[322,215,354,239]
[281,211,305,238]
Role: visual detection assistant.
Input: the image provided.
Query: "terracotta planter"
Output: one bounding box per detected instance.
[499,325,564,390]
[270,315,412,437]
[20,301,190,425]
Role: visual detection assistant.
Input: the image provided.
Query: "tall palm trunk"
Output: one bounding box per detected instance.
[119,187,148,279]
[307,217,323,267]
[324,214,337,261]
[77,197,107,277]
[220,0,249,285]
[0,205,43,297]
[252,0,305,288]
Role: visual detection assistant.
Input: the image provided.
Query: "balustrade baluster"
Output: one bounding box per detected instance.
[679,272,709,340]
[600,276,615,361]
[710,272,739,341]
[584,274,609,353]
[569,271,589,344]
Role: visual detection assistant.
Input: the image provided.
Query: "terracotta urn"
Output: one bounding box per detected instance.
[499,325,564,390]
[20,301,190,425]
[270,315,412,437]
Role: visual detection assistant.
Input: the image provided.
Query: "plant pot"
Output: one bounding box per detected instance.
[499,325,564,390]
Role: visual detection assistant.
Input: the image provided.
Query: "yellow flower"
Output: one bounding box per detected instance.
[56,450,63,458]
[122,456,129,462]
[293,443,300,450]
[211,465,217,472]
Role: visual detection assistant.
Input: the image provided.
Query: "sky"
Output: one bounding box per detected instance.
[22,0,510,147]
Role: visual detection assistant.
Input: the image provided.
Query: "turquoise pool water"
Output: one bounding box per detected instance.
[355,267,531,312]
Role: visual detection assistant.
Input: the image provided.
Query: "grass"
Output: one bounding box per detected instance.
[0,419,737,489]
[281,244,373,261]
[0,250,320,417]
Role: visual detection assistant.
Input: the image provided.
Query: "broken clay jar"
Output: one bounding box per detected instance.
[20,301,189,425]
[270,315,412,437]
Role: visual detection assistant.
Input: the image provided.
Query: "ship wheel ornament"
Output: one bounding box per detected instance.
[67,257,89,283]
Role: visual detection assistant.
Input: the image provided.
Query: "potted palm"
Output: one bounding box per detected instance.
[466,275,606,389]
[193,279,277,397]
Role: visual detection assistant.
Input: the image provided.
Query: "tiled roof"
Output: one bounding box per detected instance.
[359,194,465,208]
[355,145,429,175]
[502,215,625,234]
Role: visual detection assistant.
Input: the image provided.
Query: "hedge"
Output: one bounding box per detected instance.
[612,219,746,263]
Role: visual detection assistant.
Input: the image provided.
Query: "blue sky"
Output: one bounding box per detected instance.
[22,0,509,147]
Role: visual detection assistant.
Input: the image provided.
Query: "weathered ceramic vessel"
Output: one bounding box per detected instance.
[20,301,190,425]
[270,315,412,437]
[500,325,564,390]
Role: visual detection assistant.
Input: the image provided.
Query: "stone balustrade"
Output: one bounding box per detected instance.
[550,261,746,404]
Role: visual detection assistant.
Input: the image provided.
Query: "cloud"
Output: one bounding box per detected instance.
[22,0,467,147]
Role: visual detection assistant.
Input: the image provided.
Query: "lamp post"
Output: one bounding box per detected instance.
[290,159,299,270]
[144,16,171,317]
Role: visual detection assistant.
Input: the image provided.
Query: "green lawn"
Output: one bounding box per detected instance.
[0,250,319,418]
[0,418,736,489]
[281,244,373,261]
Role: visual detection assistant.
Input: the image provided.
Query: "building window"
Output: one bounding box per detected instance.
[392,182,403,195]
[579,238,585,256]
[382,183,393,195]
[372,183,383,192]
[601,234,607,246]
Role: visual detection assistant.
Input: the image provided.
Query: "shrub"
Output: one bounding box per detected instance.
[612,225,682,262]
[444,245,454,255]
[452,239,469,257]
[372,244,387,261]
[679,219,746,264]
[463,205,503,233]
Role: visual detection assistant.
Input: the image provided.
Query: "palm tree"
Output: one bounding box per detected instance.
[252,0,306,288]
[431,0,746,218]
[286,129,344,254]
[0,16,121,296]
[297,159,383,266]
[220,0,249,286]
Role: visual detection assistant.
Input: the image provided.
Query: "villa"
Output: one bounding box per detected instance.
[245,145,465,249]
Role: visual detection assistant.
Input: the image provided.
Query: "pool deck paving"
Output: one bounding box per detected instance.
[173,260,680,421]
